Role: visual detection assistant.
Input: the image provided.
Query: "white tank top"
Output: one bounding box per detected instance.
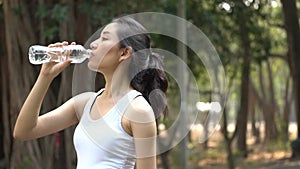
[73,89,142,169]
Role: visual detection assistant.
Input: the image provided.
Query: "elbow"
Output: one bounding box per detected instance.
[13,122,38,140]
[13,130,24,140]
[13,126,39,141]
[13,124,22,140]
[13,128,29,141]
[13,132,30,141]
[13,131,21,140]
[13,119,36,140]
[13,122,22,140]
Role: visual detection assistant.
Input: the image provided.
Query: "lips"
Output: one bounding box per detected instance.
[89,52,95,60]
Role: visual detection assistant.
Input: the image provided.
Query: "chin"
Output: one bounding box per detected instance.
[88,61,104,73]
[87,61,98,72]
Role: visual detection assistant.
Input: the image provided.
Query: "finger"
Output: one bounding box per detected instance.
[64,59,72,65]
[62,41,69,46]
[57,60,72,71]
[55,42,64,47]
[65,42,74,56]
[49,42,62,48]
[63,60,72,68]
[48,44,55,47]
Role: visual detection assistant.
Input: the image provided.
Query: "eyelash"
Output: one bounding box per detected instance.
[101,37,108,41]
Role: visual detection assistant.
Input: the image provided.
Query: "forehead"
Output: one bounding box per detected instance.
[101,23,119,36]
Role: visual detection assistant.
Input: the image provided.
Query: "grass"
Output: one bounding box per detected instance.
[185,130,294,169]
[157,125,299,169]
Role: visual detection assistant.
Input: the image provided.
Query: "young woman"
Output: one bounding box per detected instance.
[13,16,168,169]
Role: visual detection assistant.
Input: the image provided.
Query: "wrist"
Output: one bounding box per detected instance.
[37,73,54,84]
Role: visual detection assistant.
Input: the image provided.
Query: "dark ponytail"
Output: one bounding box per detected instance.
[112,17,168,120]
[129,52,168,119]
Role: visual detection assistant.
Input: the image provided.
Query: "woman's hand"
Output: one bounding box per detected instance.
[40,41,76,79]
[14,41,81,140]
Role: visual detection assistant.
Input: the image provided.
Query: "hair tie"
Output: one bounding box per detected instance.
[149,52,159,59]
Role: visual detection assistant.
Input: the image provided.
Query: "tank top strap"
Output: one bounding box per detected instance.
[81,89,142,120]
[114,90,142,116]
[81,89,105,120]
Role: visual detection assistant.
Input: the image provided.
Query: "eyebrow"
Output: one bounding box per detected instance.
[102,31,111,35]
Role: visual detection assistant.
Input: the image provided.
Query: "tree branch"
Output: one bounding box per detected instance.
[268,53,287,60]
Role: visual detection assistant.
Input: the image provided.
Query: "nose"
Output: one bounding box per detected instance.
[90,40,98,50]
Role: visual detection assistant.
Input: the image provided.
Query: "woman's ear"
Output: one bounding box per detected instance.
[119,47,132,62]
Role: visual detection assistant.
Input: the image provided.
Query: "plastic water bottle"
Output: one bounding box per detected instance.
[28,45,92,64]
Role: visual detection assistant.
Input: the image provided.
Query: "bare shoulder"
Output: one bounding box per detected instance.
[126,96,157,139]
[70,92,95,119]
[72,91,95,101]
[126,96,155,124]
[130,96,153,112]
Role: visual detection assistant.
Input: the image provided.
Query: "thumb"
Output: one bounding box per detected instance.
[56,60,72,72]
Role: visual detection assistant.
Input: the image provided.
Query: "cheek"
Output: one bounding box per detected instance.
[100,43,121,64]
[88,45,120,71]
[98,41,119,55]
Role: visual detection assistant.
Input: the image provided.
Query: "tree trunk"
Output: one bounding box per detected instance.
[177,0,188,168]
[256,61,279,142]
[265,60,278,141]
[76,0,93,45]
[221,60,241,169]
[235,1,251,158]
[1,0,78,168]
[280,0,300,138]
[222,108,235,169]
[249,83,260,144]
[283,75,291,141]
[160,151,170,169]
[52,0,77,168]
[3,0,37,168]
[0,4,6,165]
[1,47,11,169]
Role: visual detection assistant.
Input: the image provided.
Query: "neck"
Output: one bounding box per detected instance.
[102,62,132,100]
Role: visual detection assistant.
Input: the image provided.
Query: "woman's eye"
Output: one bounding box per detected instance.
[101,37,108,41]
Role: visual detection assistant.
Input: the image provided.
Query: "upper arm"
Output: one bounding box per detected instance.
[128,97,157,169]
[132,121,157,169]
[28,92,94,140]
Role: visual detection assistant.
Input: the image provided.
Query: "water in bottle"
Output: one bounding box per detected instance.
[28,45,92,64]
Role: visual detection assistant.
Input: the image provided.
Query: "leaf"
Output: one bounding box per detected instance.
[43,26,59,40]
[50,4,68,22]
[35,3,48,19]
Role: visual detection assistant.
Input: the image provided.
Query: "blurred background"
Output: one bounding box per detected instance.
[1,0,300,169]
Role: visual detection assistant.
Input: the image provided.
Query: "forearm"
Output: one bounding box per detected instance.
[13,75,53,139]
[136,157,156,169]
